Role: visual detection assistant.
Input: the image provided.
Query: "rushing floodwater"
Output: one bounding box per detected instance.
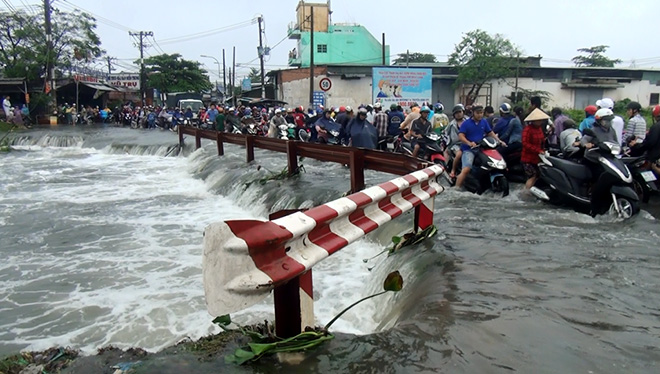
[1,126,659,373]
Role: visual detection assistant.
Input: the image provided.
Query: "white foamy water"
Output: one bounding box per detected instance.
[0,139,385,356]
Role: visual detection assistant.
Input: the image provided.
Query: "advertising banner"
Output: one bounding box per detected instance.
[106,73,140,90]
[372,67,432,109]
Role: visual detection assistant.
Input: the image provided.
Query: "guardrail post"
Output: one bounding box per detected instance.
[349,149,365,193]
[268,209,311,337]
[216,131,224,156]
[286,141,298,176]
[245,135,255,162]
[195,129,202,149]
[178,126,184,147]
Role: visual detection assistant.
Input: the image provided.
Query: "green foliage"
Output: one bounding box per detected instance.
[506,88,553,109]
[219,271,405,365]
[393,52,437,65]
[449,29,521,104]
[141,53,212,94]
[572,45,621,67]
[0,347,78,374]
[388,225,438,255]
[248,67,261,83]
[0,6,103,81]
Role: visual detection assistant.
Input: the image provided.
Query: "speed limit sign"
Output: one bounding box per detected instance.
[319,77,332,91]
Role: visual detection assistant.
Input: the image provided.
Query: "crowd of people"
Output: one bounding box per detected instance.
[2,95,31,127]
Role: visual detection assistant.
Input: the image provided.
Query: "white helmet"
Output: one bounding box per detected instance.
[595,108,614,129]
[345,106,353,112]
[275,109,281,114]
[373,102,382,109]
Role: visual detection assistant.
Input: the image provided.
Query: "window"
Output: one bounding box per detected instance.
[317,44,327,53]
[650,93,659,106]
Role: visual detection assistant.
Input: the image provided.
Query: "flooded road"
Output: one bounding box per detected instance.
[2,127,659,373]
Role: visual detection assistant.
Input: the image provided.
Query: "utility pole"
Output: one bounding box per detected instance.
[222,49,227,99]
[406,49,409,68]
[308,6,314,108]
[257,16,266,99]
[44,0,56,112]
[232,46,236,107]
[381,33,386,65]
[106,56,114,74]
[129,31,153,106]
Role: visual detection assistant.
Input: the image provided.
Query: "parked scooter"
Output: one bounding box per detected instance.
[530,132,639,218]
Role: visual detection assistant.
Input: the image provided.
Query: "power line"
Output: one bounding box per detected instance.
[58,0,136,32]
[157,19,256,45]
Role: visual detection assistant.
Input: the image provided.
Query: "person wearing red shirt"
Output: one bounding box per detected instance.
[521,108,549,189]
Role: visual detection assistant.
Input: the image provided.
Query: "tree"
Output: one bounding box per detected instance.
[0,6,103,82]
[393,52,437,65]
[448,29,520,105]
[571,45,621,67]
[248,67,261,83]
[142,53,212,93]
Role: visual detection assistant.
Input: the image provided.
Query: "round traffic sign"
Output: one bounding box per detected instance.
[319,77,332,91]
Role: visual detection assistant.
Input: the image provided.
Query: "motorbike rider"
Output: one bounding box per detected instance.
[446,104,466,179]
[493,103,522,157]
[315,108,341,144]
[579,105,598,133]
[455,104,506,189]
[240,108,257,133]
[432,102,449,133]
[346,107,377,149]
[559,119,581,157]
[625,101,647,142]
[268,109,286,138]
[400,103,421,140]
[596,98,624,145]
[410,106,433,158]
[580,108,620,215]
[628,104,660,175]
[387,104,404,136]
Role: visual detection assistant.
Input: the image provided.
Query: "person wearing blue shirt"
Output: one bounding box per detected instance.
[455,104,505,189]
[579,105,597,133]
[207,104,219,123]
[387,104,405,136]
[493,103,522,157]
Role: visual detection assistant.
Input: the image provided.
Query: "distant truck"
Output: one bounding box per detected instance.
[177,99,204,115]
[165,92,204,113]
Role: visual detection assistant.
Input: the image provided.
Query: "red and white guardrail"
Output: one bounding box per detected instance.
[203,164,444,336]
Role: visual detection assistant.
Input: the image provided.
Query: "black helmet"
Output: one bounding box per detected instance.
[627,101,642,111]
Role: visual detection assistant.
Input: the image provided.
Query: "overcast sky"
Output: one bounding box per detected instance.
[5,0,659,79]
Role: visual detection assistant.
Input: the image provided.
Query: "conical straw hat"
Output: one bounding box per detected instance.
[524,108,550,122]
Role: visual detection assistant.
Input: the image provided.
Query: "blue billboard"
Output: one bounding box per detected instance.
[372,67,432,109]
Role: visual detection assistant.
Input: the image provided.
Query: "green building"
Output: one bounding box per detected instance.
[287,1,389,67]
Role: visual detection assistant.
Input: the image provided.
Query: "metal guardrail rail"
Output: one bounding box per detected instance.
[179,127,433,192]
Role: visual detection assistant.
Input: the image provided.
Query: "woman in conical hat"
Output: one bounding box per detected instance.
[521,108,549,189]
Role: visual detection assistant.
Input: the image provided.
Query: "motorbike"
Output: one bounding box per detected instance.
[399,132,445,163]
[530,131,640,219]
[460,137,509,197]
[621,155,658,203]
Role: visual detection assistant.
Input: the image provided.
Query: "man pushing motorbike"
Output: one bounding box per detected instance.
[455,104,506,189]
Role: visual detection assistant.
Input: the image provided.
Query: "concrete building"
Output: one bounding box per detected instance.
[269,62,660,110]
[287,1,389,68]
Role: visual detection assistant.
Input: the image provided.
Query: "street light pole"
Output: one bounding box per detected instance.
[200,55,221,103]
